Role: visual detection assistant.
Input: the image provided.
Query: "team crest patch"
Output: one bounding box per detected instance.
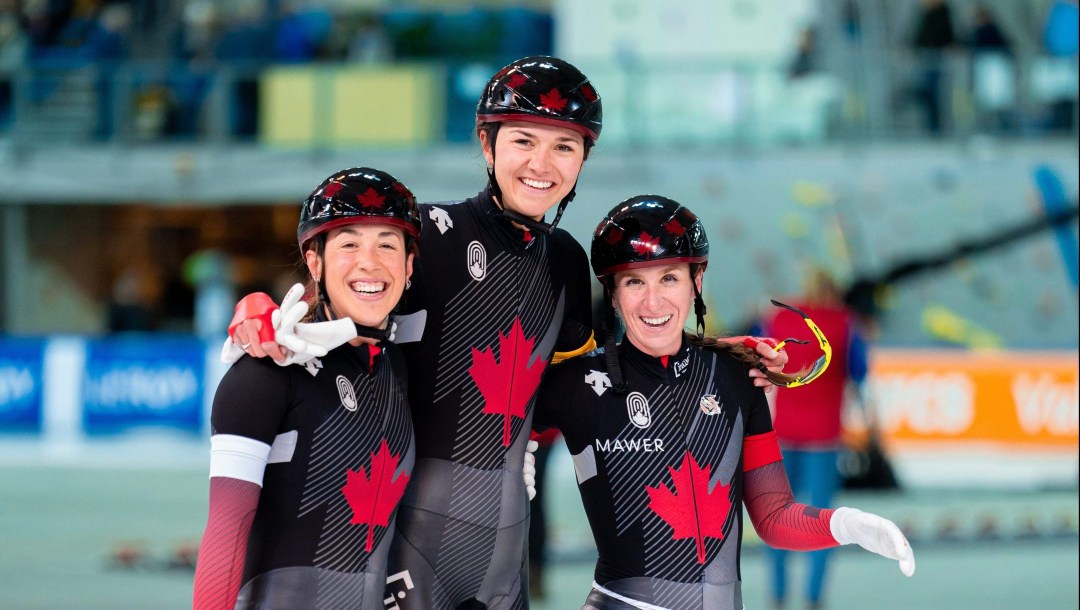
[699,394,721,415]
[337,375,357,411]
[467,240,486,281]
[626,392,651,428]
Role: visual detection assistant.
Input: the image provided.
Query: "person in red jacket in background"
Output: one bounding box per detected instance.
[762,268,872,610]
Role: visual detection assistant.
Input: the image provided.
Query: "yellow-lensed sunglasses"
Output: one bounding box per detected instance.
[769,299,833,388]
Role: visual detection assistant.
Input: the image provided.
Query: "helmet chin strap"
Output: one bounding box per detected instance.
[316,282,393,343]
[602,284,629,395]
[484,124,576,235]
[492,181,577,235]
[314,242,395,343]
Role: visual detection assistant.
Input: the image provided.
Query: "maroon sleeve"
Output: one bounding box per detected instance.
[192,477,261,610]
[743,460,838,551]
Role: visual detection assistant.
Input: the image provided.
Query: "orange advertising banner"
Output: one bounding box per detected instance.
[866,350,1079,450]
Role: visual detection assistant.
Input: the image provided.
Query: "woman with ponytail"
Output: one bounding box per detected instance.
[534,195,915,610]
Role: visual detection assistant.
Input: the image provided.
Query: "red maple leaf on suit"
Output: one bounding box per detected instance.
[539,87,568,112]
[646,450,731,564]
[341,439,411,552]
[322,182,344,198]
[468,317,547,446]
[664,219,686,237]
[356,187,385,211]
[631,231,660,257]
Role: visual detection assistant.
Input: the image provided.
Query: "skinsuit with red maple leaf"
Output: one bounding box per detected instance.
[192,169,420,609]
[378,56,601,609]
[228,56,600,610]
[226,57,786,609]
[534,196,915,610]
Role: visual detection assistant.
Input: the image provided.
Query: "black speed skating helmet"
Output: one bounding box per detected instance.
[591,195,709,279]
[476,56,602,141]
[298,167,421,251]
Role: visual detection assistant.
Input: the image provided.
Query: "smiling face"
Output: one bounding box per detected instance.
[612,263,703,358]
[480,121,586,221]
[305,223,414,330]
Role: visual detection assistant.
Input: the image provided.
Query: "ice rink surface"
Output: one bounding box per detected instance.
[0,437,1076,609]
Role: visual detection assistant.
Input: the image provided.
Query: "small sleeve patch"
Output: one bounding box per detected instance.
[572,445,598,484]
[267,430,298,464]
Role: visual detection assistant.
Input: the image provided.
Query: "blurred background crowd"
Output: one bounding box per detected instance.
[0,0,1076,344]
[0,0,1076,143]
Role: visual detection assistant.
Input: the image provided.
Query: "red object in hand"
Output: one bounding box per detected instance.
[228,292,278,343]
[741,336,780,351]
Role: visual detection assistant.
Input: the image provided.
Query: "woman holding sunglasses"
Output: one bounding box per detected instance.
[533,195,914,610]
[223,57,790,608]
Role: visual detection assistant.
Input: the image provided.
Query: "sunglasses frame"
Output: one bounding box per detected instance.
[769,299,833,388]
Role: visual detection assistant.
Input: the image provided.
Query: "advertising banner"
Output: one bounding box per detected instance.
[0,337,46,432]
[868,350,1079,450]
[82,336,205,434]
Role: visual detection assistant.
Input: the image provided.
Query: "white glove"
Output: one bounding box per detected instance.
[220,283,311,365]
[220,336,245,364]
[830,507,916,577]
[523,440,538,501]
[275,317,358,366]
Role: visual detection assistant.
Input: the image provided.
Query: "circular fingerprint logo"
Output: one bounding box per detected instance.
[467,241,486,281]
[626,392,651,428]
[337,375,357,411]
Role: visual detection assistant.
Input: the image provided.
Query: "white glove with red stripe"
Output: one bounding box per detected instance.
[830,507,916,577]
[221,284,307,364]
[221,283,365,367]
[222,283,380,367]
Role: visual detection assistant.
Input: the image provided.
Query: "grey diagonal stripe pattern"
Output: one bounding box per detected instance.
[607,354,711,536]
[436,243,557,469]
[300,363,412,572]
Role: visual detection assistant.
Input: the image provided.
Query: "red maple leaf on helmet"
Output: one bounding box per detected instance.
[664,219,686,237]
[631,231,660,257]
[539,87,568,112]
[322,182,344,199]
[356,187,386,211]
[341,439,411,552]
[647,451,731,564]
[603,226,624,246]
[468,317,547,446]
[580,84,598,102]
[506,73,528,89]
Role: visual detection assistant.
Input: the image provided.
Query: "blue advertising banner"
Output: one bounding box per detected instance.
[83,335,205,434]
[0,337,45,432]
